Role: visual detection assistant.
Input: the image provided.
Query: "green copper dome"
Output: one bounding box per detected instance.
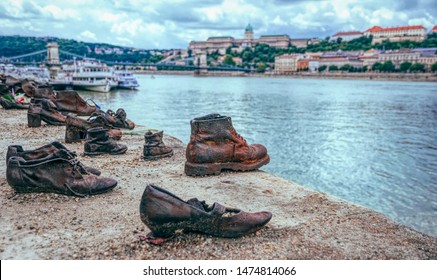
[245,24,253,32]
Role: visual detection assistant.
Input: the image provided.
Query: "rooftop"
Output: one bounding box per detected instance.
[260,34,290,38]
[332,31,363,37]
[366,25,425,33]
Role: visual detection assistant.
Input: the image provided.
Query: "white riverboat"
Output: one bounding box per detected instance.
[114,70,139,90]
[54,58,118,92]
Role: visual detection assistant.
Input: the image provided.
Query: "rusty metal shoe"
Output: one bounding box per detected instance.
[54,90,99,116]
[143,130,173,160]
[115,108,135,129]
[140,185,272,242]
[6,149,117,196]
[90,108,135,130]
[6,141,101,176]
[21,80,38,97]
[0,96,29,110]
[32,85,56,101]
[27,99,67,127]
[185,113,270,176]
[65,114,122,143]
[84,127,128,156]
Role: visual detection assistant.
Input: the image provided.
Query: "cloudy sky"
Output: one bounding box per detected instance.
[0,0,436,49]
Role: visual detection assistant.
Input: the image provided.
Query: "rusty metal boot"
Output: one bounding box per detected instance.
[185,113,270,176]
[84,127,128,156]
[32,85,56,101]
[21,80,38,97]
[114,108,135,129]
[6,141,101,176]
[139,184,272,243]
[6,149,117,196]
[27,99,67,127]
[54,90,99,116]
[91,109,135,130]
[143,130,173,160]
[65,115,122,143]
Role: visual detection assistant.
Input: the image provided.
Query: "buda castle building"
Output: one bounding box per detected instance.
[188,24,319,54]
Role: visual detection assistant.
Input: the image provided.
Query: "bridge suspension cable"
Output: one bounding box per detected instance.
[58,50,87,59]
[2,49,46,60]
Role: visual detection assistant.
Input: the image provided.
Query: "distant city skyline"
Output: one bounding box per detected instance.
[0,0,435,49]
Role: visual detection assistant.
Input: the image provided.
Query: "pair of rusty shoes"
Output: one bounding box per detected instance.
[6,141,117,197]
[26,88,101,127]
[140,114,272,244]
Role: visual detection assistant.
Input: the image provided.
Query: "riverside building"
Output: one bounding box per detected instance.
[188,24,319,54]
[364,25,427,44]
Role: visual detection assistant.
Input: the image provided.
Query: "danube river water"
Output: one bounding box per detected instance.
[81,74,437,237]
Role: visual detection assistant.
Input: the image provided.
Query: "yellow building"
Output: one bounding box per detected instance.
[274,54,304,73]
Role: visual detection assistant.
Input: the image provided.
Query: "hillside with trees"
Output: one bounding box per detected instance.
[0,35,166,64]
[215,33,437,71]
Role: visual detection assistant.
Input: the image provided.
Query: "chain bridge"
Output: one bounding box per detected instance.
[0,43,250,73]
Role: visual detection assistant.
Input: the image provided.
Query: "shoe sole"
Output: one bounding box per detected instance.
[184,154,270,176]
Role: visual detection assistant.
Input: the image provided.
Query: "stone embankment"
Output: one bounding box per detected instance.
[0,108,436,259]
[135,70,437,82]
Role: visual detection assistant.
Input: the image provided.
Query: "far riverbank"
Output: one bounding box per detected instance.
[134,70,437,82]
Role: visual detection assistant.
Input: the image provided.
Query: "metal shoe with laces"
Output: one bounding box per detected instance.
[84,127,128,156]
[185,113,270,176]
[143,130,173,160]
[6,149,117,196]
[6,141,101,176]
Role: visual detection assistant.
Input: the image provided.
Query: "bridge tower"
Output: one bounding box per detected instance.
[46,42,61,78]
[194,51,208,75]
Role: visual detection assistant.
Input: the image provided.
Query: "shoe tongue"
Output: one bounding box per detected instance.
[186,198,207,210]
[210,202,227,215]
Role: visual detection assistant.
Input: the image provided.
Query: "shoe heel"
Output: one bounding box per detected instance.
[27,113,41,127]
[65,126,84,143]
[184,162,221,176]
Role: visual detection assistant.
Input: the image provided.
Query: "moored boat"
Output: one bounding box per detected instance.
[114,70,139,90]
[53,58,118,93]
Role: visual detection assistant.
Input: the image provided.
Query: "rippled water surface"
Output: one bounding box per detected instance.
[82,75,437,237]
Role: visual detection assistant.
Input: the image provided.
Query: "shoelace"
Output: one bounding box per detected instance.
[64,158,89,197]
[232,128,247,144]
[66,152,89,175]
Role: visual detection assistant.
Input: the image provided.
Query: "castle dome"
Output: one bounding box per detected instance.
[245,24,253,32]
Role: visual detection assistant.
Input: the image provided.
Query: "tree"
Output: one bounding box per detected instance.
[381,61,395,72]
[400,61,412,72]
[328,65,338,71]
[256,63,266,73]
[223,55,235,66]
[362,65,368,72]
[432,62,437,72]
[372,62,383,71]
[318,65,327,72]
[339,64,351,71]
[409,63,425,72]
